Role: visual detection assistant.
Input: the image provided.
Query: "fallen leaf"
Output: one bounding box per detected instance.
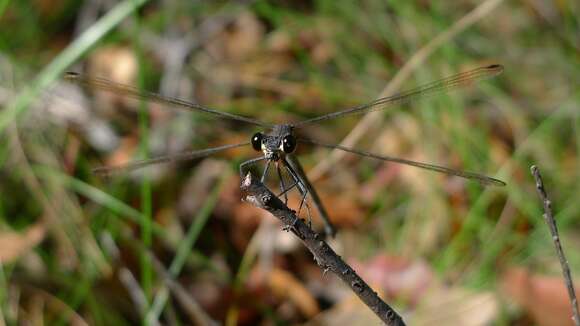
[88,45,137,86]
[304,294,382,326]
[248,266,320,319]
[206,11,264,63]
[269,267,320,318]
[104,136,138,168]
[501,266,579,326]
[411,285,498,326]
[345,254,498,326]
[0,223,45,263]
[86,45,138,113]
[351,254,433,306]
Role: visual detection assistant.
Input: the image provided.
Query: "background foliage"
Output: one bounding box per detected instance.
[0,0,578,325]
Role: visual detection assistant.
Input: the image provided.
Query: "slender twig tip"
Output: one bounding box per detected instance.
[64,71,80,80]
[530,164,580,324]
[486,64,504,75]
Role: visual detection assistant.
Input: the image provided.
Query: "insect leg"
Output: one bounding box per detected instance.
[239,157,265,179]
[275,162,288,205]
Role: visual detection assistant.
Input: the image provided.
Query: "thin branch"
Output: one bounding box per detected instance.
[531,165,580,326]
[240,173,405,325]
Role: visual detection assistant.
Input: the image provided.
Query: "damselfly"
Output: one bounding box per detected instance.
[65,64,505,237]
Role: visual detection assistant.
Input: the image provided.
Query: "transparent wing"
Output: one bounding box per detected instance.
[64,72,270,127]
[93,142,250,175]
[299,138,505,186]
[292,64,503,127]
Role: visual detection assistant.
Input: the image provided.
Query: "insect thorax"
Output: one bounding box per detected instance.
[262,124,295,160]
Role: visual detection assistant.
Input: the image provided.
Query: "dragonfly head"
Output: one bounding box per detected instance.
[251,125,296,162]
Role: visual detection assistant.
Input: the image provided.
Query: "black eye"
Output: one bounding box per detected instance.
[282,135,296,153]
[251,132,263,151]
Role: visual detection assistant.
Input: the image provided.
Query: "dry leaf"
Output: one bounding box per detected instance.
[206,11,264,63]
[268,267,320,318]
[412,287,498,326]
[248,266,320,319]
[351,255,433,305]
[348,255,498,325]
[304,294,382,326]
[87,45,138,108]
[88,45,137,86]
[266,30,293,53]
[104,136,138,168]
[0,223,45,263]
[501,267,579,326]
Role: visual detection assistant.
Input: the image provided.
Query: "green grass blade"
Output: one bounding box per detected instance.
[144,170,230,325]
[33,166,167,238]
[0,0,148,133]
[0,0,11,21]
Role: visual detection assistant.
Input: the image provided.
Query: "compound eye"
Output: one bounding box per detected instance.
[251,132,263,151]
[281,135,296,153]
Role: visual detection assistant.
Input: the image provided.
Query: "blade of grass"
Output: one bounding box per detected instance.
[307,0,506,182]
[138,81,154,305]
[32,166,167,239]
[226,217,271,325]
[0,0,148,133]
[144,169,230,324]
[0,0,10,21]
[437,99,577,278]
[130,13,154,304]
[53,267,95,326]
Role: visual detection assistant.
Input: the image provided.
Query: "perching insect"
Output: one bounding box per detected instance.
[65,64,505,237]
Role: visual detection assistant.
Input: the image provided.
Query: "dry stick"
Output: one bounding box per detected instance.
[240,173,405,326]
[308,0,505,182]
[531,165,580,326]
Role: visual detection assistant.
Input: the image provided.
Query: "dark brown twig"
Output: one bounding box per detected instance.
[240,173,405,325]
[531,165,580,326]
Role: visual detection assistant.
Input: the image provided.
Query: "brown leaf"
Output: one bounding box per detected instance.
[87,46,138,108]
[304,294,380,326]
[205,11,264,63]
[269,267,320,318]
[501,267,579,326]
[104,136,138,168]
[350,255,433,305]
[0,223,45,263]
[266,30,293,53]
[350,255,498,325]
[412,287,498,326]
[88,46,137,86]
[248,266,320,319]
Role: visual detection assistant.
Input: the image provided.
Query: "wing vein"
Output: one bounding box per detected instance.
[64,72,271,127]
[93,142,250,175]
[292,64,503,127]
[298,138,505,186]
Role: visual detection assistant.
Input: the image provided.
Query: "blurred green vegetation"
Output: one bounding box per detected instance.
[0,0,579,325]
